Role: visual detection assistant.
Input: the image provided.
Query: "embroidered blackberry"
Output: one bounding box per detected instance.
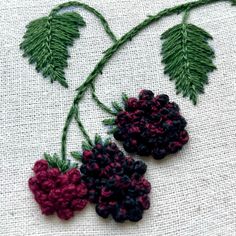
[21,0,233,224]
[106,90,189,160]
[80,141,151,222]
[29,159,88,220]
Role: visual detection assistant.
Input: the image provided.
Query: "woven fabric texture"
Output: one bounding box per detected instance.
[1,0,236,235]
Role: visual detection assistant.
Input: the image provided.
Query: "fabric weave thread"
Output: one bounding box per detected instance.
[1,0,236,235]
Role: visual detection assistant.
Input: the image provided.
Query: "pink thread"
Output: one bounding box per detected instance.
[29,160,88,220]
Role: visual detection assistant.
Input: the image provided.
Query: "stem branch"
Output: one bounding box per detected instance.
[182,7,190,23]
[91,84,117,116]
[74,106,93,145]
[50,1,117,43]
[61,105,76,160]
[60,0,230,159]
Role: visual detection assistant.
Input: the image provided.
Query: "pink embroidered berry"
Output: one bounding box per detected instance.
[57,208,74,220]
[80,141,151,222]
[108,90,189,160]
[33,159,48,173]
[48,189,61,201]
[40,201,55,215]
[56,174,69,187]
[36,171,48,182]
[28,176,39,193]
[47,168,61,179]
[76,183,88,197]
[66,168,81,183]
[71,199,88,210]
[41,179,55,192]
[28,159,88,220]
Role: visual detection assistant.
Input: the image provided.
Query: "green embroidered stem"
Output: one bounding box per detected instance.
[50,1,117,43]
[61,105,76,160]
[73,0,227,96]
[182,8,190,23]
[61,0,231,159]
[91,84,117,116]
[61,104,93,159]
[74,105,93,146]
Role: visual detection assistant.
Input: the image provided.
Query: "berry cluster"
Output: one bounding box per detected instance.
[28,160,88,220]
[80,142,151,222]
[113,90,189,159]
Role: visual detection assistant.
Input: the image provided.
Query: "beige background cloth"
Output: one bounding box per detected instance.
[1,0,236,235]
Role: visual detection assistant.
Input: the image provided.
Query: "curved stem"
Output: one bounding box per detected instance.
[75,0,226,95]
[91,84,117,116]
[182,6,191,23]
[61,0,230,159]
[74,105,93,145]
[50,1,117,43]
[61,105,76,160]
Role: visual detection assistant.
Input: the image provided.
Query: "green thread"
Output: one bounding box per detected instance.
[82,141,93,151]
[94,134,103,144]
[74,105,93,146]
[61,105,76,160]
[44,153,77,172]
[161,23,216,104]
[91,84,117,116]
[103,118,116,126]
[21,1,117,89]
[50,1,117,43]
[70,151,83,160]
[111,101,123,112]
[60,0,231,159]
[20,12,85,88]
[21,0,235,160]
[61,104,93,159]
[182,8,190,23]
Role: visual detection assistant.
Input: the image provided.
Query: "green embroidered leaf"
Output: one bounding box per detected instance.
[71,151,82,160]
[20,12,86,88]
[103,137,111,146]
[111,101,123,112]
[231,0,236,5]
[94,134,102,144]
[121,92,128,103]
[161,23,216,105]
[82,141,92,151]
[103,118,116,125]
[44,153,74,172]
[107,127,118,134]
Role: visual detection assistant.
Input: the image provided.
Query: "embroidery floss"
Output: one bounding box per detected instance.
[29,159,88,220]
[20,12,86,88]
[161,20,216,104]
[79,140,151,222]
[104,90,189,160]
[21,0,236,223]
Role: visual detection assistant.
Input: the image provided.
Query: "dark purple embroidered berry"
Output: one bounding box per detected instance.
[110,90,189,160]
[80,142,151,222]
[29,160,88,220]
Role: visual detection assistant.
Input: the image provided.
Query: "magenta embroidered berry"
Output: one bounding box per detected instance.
[33,160,48,173]
[28,159,88,220]
[80,141,151,222]
[107,90,189,160]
